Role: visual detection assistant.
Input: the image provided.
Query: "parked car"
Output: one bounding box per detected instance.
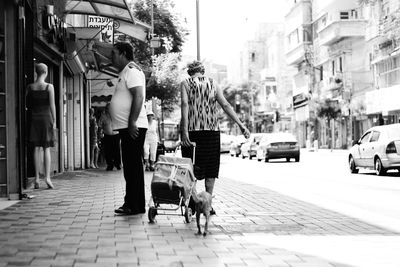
[256,132,300,162]
[220,134,235,153]
[348,123,400,175]
[240,133,266,159]
[229,135,247,157]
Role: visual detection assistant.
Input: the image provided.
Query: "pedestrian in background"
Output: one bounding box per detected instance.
[109,42,148,215]
[99,103,121,171]
[180,60,250,215]
[26,63,56,189]
[89,107,99,168]
[143,110,159,171]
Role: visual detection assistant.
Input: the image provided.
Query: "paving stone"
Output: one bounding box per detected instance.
[0,170,395,266]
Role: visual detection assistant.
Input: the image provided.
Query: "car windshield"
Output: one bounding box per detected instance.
[386,128,400,140]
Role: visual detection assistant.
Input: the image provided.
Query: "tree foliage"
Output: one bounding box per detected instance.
[146,53,182,115]
[221,84,253,130]
[131,0,187,68]
[316,99,341,121]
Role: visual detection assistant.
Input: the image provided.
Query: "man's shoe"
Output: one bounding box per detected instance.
[114,206,134,215]
[106,166,113,171]
[115,165,121,170]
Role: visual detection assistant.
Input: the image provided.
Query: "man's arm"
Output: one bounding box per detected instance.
[127,85,144,139]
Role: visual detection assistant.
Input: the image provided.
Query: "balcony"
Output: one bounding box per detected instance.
[318,19,366,46]
[285,42,310,66]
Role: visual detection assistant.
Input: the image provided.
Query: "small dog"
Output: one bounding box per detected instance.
[191,190,213,236]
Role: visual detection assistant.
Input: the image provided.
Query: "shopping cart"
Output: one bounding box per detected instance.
[148,144,197,223]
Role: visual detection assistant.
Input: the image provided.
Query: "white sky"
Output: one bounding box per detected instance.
[173,0,287,65]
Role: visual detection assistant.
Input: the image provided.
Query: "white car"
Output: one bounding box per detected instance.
[229,135,247,157]
[220,134,235,153]
[348,123,400,175]
[240,133,266,159]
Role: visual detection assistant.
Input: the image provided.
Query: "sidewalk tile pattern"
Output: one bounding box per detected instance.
[0,169,397,267]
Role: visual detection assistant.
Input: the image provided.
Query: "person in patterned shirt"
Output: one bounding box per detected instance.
[180,60,250,215]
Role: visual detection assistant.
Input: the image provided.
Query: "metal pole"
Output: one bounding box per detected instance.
[196,0,200,60]
[151,0,154,56]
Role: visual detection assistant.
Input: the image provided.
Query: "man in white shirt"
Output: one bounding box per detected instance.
[109,42,148,215]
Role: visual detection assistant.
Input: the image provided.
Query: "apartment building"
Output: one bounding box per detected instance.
[366,0,400,126]
[284,0,313,147]
[312,0,370,149]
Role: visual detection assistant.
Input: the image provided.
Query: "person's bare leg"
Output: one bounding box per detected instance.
[205,178,215,195]
[90,145,95,168]
[44,147,54,189]
[205,178,216,215]
[94,145,99,168]
[33,147,41,188]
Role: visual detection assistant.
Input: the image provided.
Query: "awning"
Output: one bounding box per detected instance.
[87,71,118,97]
[64,0,151,42]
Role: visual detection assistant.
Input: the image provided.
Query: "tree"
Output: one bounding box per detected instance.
[221,84,252,132]
[146,52,182,117]
[316,99,341,121]
[130,0,187,68]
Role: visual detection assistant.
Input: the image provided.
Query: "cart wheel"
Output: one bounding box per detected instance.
[184,207,192,223]
[148,207,157,223]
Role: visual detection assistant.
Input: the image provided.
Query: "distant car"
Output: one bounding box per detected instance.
[240,133,266,159]
[162,121,180,152]
[229,135,247,157]
[256,132,300,162]
[348,123,400,175]
[220,134,235,153]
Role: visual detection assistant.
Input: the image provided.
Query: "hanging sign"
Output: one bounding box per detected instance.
[88,16,114,43]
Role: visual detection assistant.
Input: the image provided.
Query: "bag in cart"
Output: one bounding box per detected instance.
[148,155,197,223]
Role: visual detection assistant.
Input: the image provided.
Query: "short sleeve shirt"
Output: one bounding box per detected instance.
[109,62,148,130]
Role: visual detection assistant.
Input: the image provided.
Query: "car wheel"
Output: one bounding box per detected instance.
[295,156,300,162]
[349,156,359,174]
[375,157,386,176]
[241,154,245,159]
[249,155,253,160]
[264,157,269,162]
[286,158,290,162]
[258,159,262,162]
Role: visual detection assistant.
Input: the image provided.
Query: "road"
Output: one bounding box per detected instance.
[220,149,400,232]
[219,149,400,267]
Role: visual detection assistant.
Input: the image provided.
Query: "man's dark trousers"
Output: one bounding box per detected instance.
[119,128,147,213]
[103,134,121,168]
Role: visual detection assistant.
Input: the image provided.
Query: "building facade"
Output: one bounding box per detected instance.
[0,0,150,200]
[284,0,313,147]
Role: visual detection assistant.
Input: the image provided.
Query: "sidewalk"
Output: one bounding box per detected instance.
[0,168,396,267]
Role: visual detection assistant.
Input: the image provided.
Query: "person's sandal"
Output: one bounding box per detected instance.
[34,181,39,189]
[45,180,54,189]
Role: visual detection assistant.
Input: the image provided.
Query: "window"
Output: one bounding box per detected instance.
[369,53,372,70]
[360,132,371,144]
[251,52,255,62]
[332,60,335,76]
[370,131,380,142]
[339,57,343,72]
[319,65,324,81]
[340,11,350,19]
[288,29,300,46]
